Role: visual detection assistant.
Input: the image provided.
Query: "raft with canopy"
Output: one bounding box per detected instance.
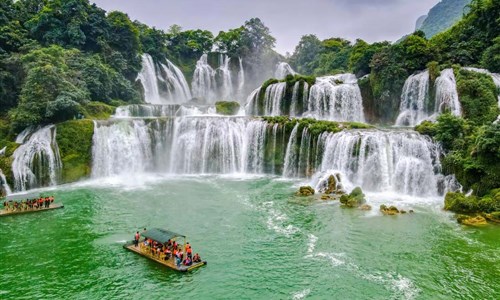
[0,193,63,217]
[123,228,207,272]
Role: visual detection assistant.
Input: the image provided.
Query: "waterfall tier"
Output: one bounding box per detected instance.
[191,54,245,103]
[312,130,443,196]
[246,74,364,122]
[395,69,462,126]
[0,169,11,196]
[136,54,191,104]
[395,71,431,126]
[435,69,461,117]
[275,62,296,79]
[11,126,61,191]
[91,116,446,197]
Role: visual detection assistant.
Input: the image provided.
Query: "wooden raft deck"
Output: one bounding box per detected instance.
[123,243,207,272]
[0,204,64,217]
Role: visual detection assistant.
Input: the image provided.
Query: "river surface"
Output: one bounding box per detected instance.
[1,175,499,299]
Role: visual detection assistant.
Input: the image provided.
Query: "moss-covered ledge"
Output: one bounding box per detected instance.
[56,119,95,184]
[260,116,373,138]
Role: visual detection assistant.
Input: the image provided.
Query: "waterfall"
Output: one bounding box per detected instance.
[245,87,261,115]
[305,74,365,122]
[192,54,216,102]
[395,71,430,126]
[92,117,271,176]
[243,120,268,173]
[161,59,192,103]
[312,130,442,196]
[1,169,11,196]
[169,117,246,174]
[283,124,300,177]
[237,57,246,99]
[435,69,461,117]
[218,54,234,100]
[275,62,296,79]
[264,83,287,115]
[289,82,301,117]
[136,54,191,104]
[137,54,161,104]
[11,126,62,191]
[192,53,243,103]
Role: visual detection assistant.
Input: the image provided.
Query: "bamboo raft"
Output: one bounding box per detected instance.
[0,204,64,217]
[123,228,207,272]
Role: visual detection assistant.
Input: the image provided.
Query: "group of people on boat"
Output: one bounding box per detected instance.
[2,196,54,212]
[134,231,202,268]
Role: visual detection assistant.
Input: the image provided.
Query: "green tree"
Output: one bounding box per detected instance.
[290,34,323,74]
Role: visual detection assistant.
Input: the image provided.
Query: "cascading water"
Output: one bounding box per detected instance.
[136,54,191,104]
[435,69,461,117]
[217,54,234,101]
[263,83,287,115]
[191,54,245,103]
[395,71,430,126]
[161,59,192,103]
[136,54,161,104]
[275,62,296,79]
[11,126,62,191]
[310,130,443,196]
[237,57,246,100]
[192,54,216,102]
[0,169,11,196]
[92,117,277,176]
[305,74,365,122]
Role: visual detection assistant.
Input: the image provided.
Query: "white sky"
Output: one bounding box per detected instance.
[92,0,439,54]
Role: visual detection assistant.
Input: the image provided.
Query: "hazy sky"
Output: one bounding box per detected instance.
[92,0,439,54]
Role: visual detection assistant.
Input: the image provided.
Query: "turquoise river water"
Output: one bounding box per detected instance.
[1,175,499,299]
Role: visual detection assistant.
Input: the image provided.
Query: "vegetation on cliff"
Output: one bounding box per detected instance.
[56,119,94,183]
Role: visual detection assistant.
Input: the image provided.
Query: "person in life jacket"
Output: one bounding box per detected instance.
[134,231,140,247]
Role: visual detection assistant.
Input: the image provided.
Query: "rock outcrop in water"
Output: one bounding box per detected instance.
[296,186,315,197]
[339,187,366,208]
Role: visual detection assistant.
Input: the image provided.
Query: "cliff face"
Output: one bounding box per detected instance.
[419,0,471,38]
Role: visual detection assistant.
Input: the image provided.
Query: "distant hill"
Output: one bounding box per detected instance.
[418,0,471,38]
[415,15,428,31]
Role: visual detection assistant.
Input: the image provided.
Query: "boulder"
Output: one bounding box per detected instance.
[296,186,315,197]
[321,194,331,200]
[380,204,400,215]
[456,215,488,226]
[484,212,500,224]
[339,187,366,208]
[318,174,341,194]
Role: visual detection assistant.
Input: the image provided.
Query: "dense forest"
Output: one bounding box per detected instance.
[0,0,499,215]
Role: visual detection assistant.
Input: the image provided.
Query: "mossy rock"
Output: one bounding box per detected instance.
[56,120,94,183]
[215,101,240,116]
[82,102,116,120]
[296,186,315,197]
[340,187,366,208]
[319,174,338,194]
[456,214,488,226]
[484,212,500,224]
[380,204,400,215]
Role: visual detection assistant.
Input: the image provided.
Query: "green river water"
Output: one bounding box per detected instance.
[1,175,499,299]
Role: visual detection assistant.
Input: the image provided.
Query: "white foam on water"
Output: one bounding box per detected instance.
[306,234,318,254]
[292,288,311,300]
[362,272,420,300]
[260,201,300,237]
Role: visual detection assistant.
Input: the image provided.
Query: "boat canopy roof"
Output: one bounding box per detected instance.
[142,228,185,243]
[3,193,40,201]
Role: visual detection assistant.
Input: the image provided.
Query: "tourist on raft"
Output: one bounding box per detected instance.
[2,196,54,212]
